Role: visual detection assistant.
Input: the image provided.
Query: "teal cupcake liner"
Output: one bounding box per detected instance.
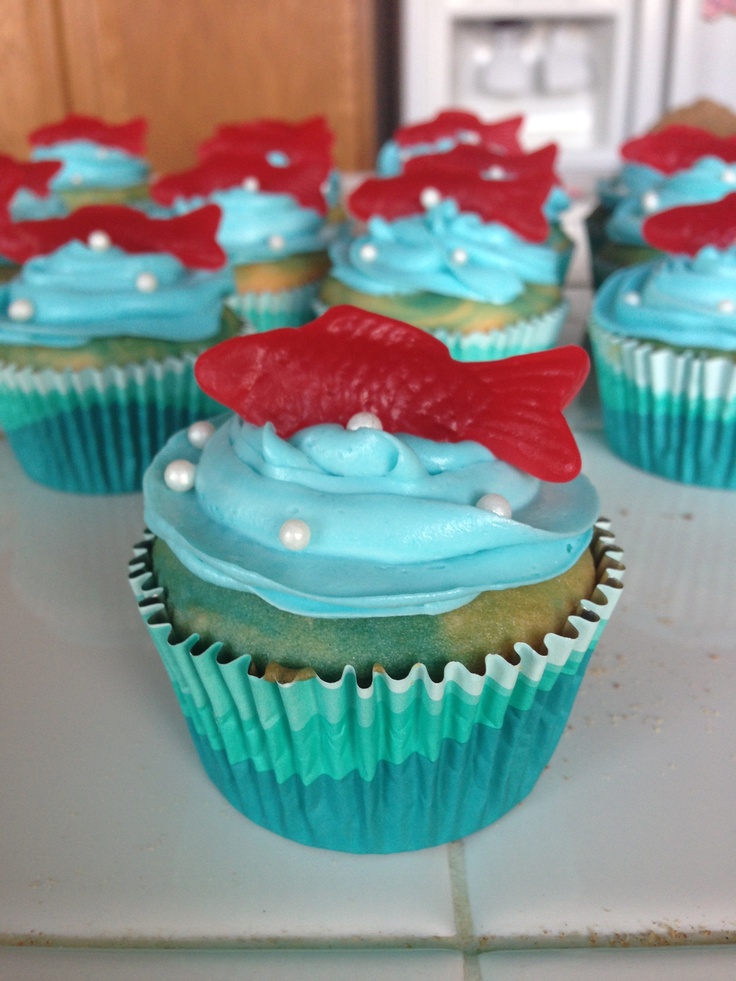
[129,522,623,853]
[0,355,223,494]
[590,319,736,488]
[227,280,324,332]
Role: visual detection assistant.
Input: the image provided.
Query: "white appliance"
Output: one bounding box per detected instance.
[400,0,736,179]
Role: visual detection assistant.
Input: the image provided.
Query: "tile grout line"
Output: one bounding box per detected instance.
[447,839,482,980]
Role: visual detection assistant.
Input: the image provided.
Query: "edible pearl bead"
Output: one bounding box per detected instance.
[451,248,468,265]
[723,169,736,184]
[269,234,285,251]
[461,131,481,144]
[359,243,378,262]
[347,411,382,431]
[96,148,109,159]
[642,191,659,212]
[279,518,311,550]
[624,291,641,306]
[476,493,513,518]
[164,459,196,492]
[718,299,735,314]
[187,420,216,448]
[136,272,158,293]
[420,186,441,209]
[242,176,260,191]
[70,174,84,186]
[88,230,112,251]
[486,165,506,180]
[8,298,34,321]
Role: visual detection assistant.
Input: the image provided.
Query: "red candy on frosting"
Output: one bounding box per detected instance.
[412,142,560,183]
[0,155,61,209]
[348,159,552,242]
[198,115,334,166]
[642,192,736,255]
[29,114,148,155]
[622,125,736,173]
[195,305,589,482]
[150,154,330,214]
[393,110,524,155]
[0,203,227,269]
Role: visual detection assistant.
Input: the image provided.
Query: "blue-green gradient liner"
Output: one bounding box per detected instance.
[130,522,623,853]
[590,319,736,489]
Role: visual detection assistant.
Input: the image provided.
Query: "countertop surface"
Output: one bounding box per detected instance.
[1,275,735,979]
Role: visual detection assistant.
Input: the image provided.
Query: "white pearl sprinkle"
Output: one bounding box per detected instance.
[269,234,285,251]
[8,298,34,321]
[451,247,468,265]
[88,230,112,251]
[486,165,507,180]
[460,130,481,144]
[718,299,735,314]
[642,191,659,213]
[279,518,311,550]
[347,411,383,431]
[476,493,513,518]
[164,459,196,492]
[136,272,158,293]
[723,168,736,184]
[420,186,442,209]
[359,243,378,262]
[242,176,260,191]
[624,291,641,306]
[96,148,109,159]
[70,173,84,187]
[187,420,216,448]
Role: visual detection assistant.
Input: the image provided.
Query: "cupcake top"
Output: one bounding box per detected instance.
[151,118,337,264]
[329,154,559,302]
[593,195,736,351]
[143,306,598,617]
[0,204,233,347]
[29,115,151,192]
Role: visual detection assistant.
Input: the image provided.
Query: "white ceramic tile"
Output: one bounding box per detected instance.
[0,948,464,981]
[479,946,736,981]
[465,429,736,947]
[0,447,456,946]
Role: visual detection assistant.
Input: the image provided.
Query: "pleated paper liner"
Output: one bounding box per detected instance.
[227,280,325,332]
[590,319,736,489]
[0,355,224,494]
[129,521,624,853]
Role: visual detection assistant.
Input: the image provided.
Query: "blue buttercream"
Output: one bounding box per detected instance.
[9,188,68,221]
[32,139,150,190]
[328,200,558,303]
[596,162,663,210]
[593,246,736,350]
[143,415,599,618]
[0,240,234,347]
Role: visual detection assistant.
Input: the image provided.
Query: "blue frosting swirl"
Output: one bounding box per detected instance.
[593,246,736,350]
[143,415,599,618]
[604,157,736,247]
[0,241,234,347]
[170,187,335,264]
[596,162,663,210]
[9,189,69,221]
[32,139,150,191]
[329,200,558,303]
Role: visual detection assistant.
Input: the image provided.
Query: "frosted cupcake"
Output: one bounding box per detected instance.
[130,305,623,853]
[319,154,568,360]
[28,114,151,209]
[0,204,239,493]
[590,194,736,488]
[0,154,66,281]
[376,110,575,280]
[588,125,736,286]
[151,118,337,330]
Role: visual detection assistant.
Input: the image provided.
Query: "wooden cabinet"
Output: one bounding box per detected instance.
[0,0,378,173]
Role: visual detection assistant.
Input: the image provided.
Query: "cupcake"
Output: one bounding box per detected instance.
[130,305,624,853]
[0,203,240,493]
[376,109,575,280]
[151,118,337,331]
[0,154,66,282]
[589,194,736,488]
[588,123,736,286]
[318,153,568,361]
[28,114,151,209]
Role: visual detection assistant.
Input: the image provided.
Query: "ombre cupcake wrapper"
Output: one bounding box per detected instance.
[0,356,223,494]
[129,522,624,853]
[227,281,324,332]
[590,319,736,488]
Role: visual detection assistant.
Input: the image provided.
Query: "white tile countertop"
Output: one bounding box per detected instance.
[1,285,735,981]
